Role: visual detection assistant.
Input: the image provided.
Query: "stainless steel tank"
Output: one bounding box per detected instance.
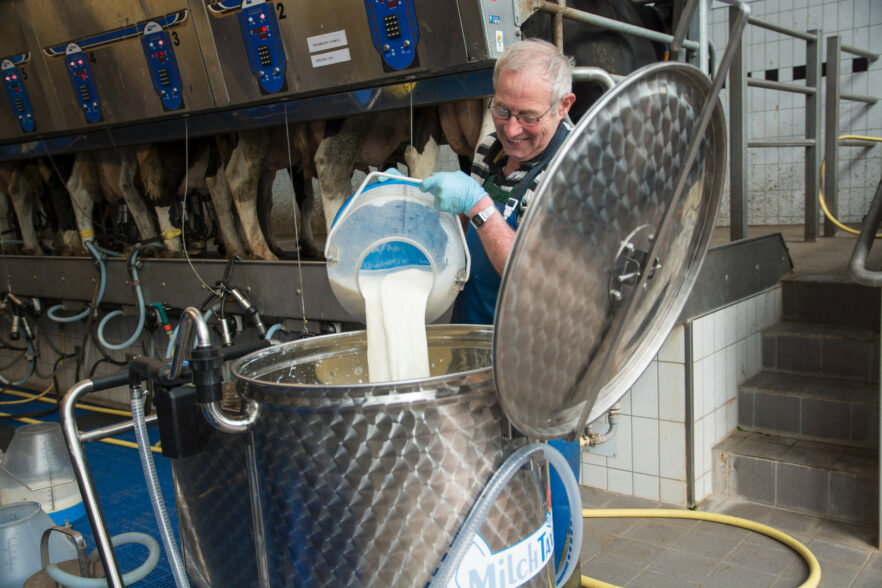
[175,325,554,587]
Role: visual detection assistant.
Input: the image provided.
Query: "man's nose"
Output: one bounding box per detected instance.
[503,115,524,136]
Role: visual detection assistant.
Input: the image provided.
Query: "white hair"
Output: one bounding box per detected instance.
[493,38,575,105]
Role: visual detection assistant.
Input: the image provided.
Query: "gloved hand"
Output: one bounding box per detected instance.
[419,171,488,215]
[378,167,403,182]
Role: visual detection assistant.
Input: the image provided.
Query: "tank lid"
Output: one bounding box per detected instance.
[493,62,727,439]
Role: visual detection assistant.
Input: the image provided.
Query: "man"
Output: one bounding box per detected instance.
[420,38,576,325]
[419,38,581,585]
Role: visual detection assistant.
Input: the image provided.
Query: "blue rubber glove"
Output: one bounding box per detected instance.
[419,171,488,215]
[378,167,403,181]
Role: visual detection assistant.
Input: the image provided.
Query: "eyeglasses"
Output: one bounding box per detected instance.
[488,100,555,127]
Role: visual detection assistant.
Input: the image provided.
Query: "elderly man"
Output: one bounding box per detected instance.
[419,38,581,584]
[420,38,576,324]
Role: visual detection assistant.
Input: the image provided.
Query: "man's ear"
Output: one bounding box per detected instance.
[559,92,576,115]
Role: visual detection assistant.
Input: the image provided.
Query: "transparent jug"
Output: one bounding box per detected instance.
[0,423,84,524]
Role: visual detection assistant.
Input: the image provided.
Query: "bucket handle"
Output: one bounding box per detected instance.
[41,525,90,579]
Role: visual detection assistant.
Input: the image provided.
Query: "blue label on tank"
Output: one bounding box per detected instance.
[489,15,501,25]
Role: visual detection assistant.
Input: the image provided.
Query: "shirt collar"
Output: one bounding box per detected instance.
[486,120,573,173]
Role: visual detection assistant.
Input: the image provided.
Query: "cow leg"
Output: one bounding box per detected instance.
[315,117,371,232]
[289,169,322,258]
[117,149,162,249]
[205,169,247,258]
[38,161,80,255]
[404,108,441,179]
[8,168,44,255]
[65,154,96,253]
[225,130,276,261]
[0,189,17,250]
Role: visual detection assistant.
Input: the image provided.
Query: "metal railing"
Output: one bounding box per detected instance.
[728,12,879,242]
[728,13,824,242]
[823,35,880,237]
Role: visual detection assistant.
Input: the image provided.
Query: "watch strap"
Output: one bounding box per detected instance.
[469,204,498,229]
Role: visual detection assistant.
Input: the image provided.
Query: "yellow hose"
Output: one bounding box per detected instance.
[579,508,821,588]
[819,134,882,238]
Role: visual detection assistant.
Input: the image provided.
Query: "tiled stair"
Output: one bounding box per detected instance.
[713,276,880,526]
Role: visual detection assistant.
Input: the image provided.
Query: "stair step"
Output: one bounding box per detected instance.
[782,276,881,329]
[739,371,878,447]
[762,321,879,382]
[713,430,878,524]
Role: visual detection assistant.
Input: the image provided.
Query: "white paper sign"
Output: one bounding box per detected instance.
[307,30,348,53]
[311,48,352,68]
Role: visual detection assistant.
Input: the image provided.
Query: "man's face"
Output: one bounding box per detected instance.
[492,67,574,166]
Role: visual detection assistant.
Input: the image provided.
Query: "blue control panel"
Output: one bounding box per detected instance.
[141,22,184,110]
[64,44,101,123]
[237,0,286,94]
[1,59,35,132]
[364,0,419,71]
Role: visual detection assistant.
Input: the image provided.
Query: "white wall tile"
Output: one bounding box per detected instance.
[692,358,705,420]
[691,317,706,361]
[703,357,716,419]
[658,325,685,363]
[714,351,727,410]
[658,362,686,423]
[748,332,762,377]
[694,472,706,502]
[697,472,712,502]
[630,361,659,419]
[735,299,748,341]
[703,415,716,476]
[692,416,706,480]
[616,389,632,416]
[582,463,607,490]
[633,473,660,501]
[725,305,738,347]
[632,417,659,476]
[713,309,727,354]
[660,478,687,505]
[726,398,738,433]
[659,420,686,481]
[582,450,606,467]
[607,468,633,496]
[607,414,633,471]
[725,345,738,401]
[714,407,727,444]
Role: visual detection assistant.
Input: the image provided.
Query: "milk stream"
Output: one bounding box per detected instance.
[360,267,433,382]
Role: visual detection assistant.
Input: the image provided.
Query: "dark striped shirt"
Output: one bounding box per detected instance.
[470,120,574,221]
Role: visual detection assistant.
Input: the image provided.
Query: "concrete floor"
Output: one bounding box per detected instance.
[578,486,880,588]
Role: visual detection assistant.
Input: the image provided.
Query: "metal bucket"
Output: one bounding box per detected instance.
[173,324,554,587]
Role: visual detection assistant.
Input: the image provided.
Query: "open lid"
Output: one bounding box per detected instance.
[493,62,727,439]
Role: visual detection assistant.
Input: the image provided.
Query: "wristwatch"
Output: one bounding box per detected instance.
[469,205,498,229]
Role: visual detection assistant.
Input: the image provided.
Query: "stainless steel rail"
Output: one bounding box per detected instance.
[848,179,882,287]
[60,378,129,588]
[537,0,701,52]
[824,35,881,237]
[727,13,823,241]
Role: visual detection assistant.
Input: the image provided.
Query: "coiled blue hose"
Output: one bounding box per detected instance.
[47,241,106,323]
[44,532,160,587]
[0,339,35,386]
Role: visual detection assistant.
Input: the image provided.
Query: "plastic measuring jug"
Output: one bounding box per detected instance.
[324,171,470,323]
